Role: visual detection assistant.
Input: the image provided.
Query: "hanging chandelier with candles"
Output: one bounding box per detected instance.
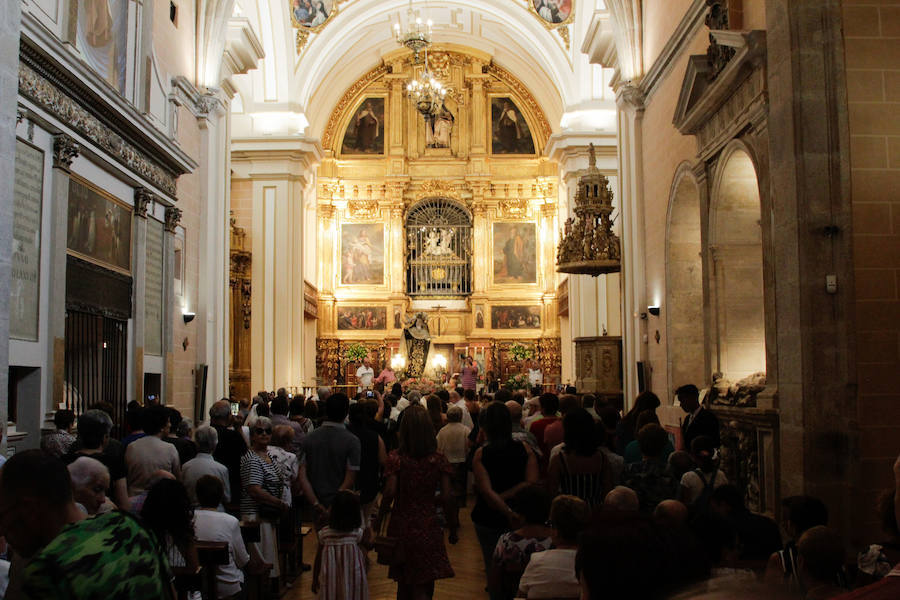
[393,0,446,118]
[557,144,622,276]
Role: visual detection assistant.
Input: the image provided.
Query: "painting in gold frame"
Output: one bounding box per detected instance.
[67,175,132,275]
[493,222,537,284]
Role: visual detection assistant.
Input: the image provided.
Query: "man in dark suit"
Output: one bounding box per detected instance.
[677,384,720,449]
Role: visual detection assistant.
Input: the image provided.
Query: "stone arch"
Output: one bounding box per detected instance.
[665,163,705,397]
[708,140,766,382]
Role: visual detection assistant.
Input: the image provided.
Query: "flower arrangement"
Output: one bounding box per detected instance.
[508,343,535,362]
[505,373,530,391]
[344,342,369,363]
[401,377,438,395]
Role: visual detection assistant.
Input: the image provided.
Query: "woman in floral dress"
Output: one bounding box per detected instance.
[377,405,458,600]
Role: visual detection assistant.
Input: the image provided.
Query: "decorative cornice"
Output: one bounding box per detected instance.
[52,134,80,172]
[639,0,707,101]
[20,60,178,196]
[16,108,26,125]
[17,30,196,195]
[322,65,390,150]
[134,188,154,218]
[164,207,183,233]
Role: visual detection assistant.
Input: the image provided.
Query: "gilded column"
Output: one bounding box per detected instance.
[47,134,80,409]
[390,205,404,295]
[469,181,488,293]
[317,202,336,336]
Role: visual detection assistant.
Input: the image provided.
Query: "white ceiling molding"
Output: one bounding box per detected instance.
[197,0,237,87]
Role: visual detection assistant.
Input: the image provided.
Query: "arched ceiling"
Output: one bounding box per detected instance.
[229,0,616,141]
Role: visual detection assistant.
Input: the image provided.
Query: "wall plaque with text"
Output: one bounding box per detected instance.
[12,139,44,341]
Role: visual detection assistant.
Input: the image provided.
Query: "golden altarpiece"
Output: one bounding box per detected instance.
[315,45,562,388]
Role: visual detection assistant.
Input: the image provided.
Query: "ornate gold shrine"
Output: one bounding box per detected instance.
[315,45,562,385]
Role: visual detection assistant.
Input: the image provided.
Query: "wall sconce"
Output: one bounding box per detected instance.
[182,311,196,324]
[648,305,661,317]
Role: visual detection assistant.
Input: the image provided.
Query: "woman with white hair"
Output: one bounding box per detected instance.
[240,415,287,588]
[67,456,111,515]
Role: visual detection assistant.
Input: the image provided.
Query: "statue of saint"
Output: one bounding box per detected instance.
[403,312,431,377]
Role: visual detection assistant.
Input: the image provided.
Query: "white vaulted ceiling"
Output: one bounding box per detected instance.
[229,0,616,141]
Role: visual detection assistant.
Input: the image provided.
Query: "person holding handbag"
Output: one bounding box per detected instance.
[376,405,457,600]
[240,416,287,588]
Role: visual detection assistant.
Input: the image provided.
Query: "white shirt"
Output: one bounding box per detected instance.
[125,434,180,496]
[436,422,471,464]
[519,548,580,599]
[528,368,543,388]
[356,365,375,391]
[182,453,231,506]
[680,469,728,504]
[194,509,250,598]
[451,399,474,430]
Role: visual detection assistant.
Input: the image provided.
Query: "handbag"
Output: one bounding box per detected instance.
[374,507,404,566]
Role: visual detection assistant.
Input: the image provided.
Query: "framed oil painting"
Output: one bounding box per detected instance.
[290,0,335,30]
[341,98,385,155]
[493,222,537,284]
[76,0,129,93]
[491,98,535,155]
[532,0,573,25]
[492,306,541,329]
[67,175,132,275]
[341,223,384,285]
[337,306,387,330]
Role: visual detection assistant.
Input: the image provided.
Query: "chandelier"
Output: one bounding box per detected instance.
[393,0,445,118]
[557,144,622,276]
[393,1,432,63]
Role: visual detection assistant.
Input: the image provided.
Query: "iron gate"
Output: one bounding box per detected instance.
[406,197,472,297]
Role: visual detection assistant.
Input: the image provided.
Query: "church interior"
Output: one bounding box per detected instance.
[2,0,900,598]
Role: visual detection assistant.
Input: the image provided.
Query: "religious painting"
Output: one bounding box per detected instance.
[475,305,485,329]
[340,223,384,285]
[341,98,385,155]
[290,0,335,29]
[393,307,402,330]
[67,175,132,274]
[491,98,535,155]
[532,0,573,25]
[492,306,542,329]
[76,0,129,93]
[337,306,387,330]
[493,222,537,284]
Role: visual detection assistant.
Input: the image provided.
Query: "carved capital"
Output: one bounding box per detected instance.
[615,83,645,110]
[164,206,183,233]
[134,188,153,218]
[52,134,80,172]
[196,91,222,117]
[16,108,25,125]
[319,204,336,220]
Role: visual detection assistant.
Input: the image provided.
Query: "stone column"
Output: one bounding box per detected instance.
[615,83,647,404]
[194,93,230,410]
[764,0,856,534]
[163,206,182,403]
[131,188,152,404]
[46,135,80,410]
[0,0,21,452]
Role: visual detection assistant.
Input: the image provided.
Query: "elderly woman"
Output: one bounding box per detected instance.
[67,456,112,515]
[62,409,130,511]
[240,415,287,586]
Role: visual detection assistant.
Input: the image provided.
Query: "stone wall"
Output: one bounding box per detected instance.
[844,0,900,540]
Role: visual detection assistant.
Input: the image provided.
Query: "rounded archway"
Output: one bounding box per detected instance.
[709,144,766,382]
[666,166,705,395]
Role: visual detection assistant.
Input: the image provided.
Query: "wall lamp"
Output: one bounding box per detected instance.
[182,311,196,324]
[647,305,661,317]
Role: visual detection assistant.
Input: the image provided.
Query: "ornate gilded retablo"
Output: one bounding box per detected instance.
[556,144,621,276]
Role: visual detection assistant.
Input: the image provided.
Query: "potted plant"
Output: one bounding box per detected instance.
[508,343,534,362]
[344,342,369,363]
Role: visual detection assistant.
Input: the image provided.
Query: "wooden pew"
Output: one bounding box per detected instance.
[240,520,272,600]
[196,540,229,600]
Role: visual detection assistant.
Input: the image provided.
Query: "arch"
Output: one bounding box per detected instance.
[665,163,705,397]
[708,140,766,383]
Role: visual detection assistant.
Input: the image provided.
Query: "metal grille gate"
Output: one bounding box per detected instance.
[406,198,472,297]
[64,310,128,436]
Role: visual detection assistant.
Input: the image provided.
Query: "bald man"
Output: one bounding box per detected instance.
[653,499,689,529]
[605,486,640,512]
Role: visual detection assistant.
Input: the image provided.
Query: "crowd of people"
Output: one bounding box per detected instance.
[1,377,899,599]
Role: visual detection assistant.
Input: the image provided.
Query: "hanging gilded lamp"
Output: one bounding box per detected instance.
[556,144,621,276]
